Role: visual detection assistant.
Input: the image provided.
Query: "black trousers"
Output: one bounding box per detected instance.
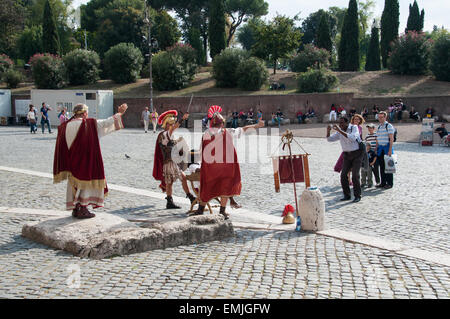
[371,162,380,184]
[377,150,394,186]
[341,149,364,198]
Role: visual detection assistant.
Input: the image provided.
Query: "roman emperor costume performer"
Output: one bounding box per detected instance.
[152,110,196,209]
[53,103,128,219]
[192,105,264,219]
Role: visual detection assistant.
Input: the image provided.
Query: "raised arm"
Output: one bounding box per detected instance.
[97,103,128,138]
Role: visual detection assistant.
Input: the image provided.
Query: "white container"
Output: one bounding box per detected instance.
[0,90,12,117]
[31,89,114,126]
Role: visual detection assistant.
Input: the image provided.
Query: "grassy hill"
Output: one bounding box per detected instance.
[3,67,450,98]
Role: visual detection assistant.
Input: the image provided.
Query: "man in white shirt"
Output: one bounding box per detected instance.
[326,117,364,203]
[141,107,151,133]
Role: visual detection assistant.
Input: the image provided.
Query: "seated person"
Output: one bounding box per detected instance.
[349,107,357,118]
[361,107,369,119]
[409,107,421,122]
[337,106,346,118]
[276,108,284,119]
[256,109,263,124]
[305,107,316,118]
[232,110,239,128]
[297,110,305,124]
[435,123,448,139]
[425,107,435,118]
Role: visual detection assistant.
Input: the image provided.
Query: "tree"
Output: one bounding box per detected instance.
[17,26,43,62]
[380,0,399,68]
[316,13,332,53]
[152,10,182,50]
[252,15,302,74]
[406,0,424,33]
[301,10,337,47]
[365,22,381,71]
[0,0,26,57]
[338,0,359,71]
[430,31,450,81]
[153,0,209,65]
[209,0,227,59]
[224,0,269,47]
[42,0,61,55]
[237,18,263,51]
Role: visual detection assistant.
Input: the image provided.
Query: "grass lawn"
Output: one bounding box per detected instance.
[2,67,450,98]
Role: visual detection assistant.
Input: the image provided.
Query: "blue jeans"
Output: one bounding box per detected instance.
[30,121,37,132]
[41,119,52,133]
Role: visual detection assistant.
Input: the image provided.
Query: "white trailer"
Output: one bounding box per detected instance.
[0,90,11,125]
[0,89,12,116]
[30,90,114,126]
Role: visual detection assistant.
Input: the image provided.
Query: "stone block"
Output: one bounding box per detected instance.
[22,213,234,259]
[298,188,325,231]
[442,114,450,122]
[304,117,318,124]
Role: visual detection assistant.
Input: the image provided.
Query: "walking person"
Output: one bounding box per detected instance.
[375,111,395,189]
[40,102,53,134]
[27,104,37,134]
[58,108,69,125]
[327,117,364,203]
[150,108,158,133]
[141,107,151,133]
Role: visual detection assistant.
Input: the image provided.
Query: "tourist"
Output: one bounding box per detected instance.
[40,102,53,134]
[409,107,421,122]
[53,103,128,219]
[275,108,284,128]
[365,123,380,185]
[58,108,69,125]
[329,104,337,122]
[435,123,448,139]
[232,110,239,128]
[424,107,435,119]
[27,104,37,134]
[388,104,396,122]
[361,106,369,120]
[361,142,376,188]
[256,109,263,124]
[375,111,395,189]
[150,108,158,133]
[327,117,364,203]
[305,107,316,118]
[349,107,357,118]
[296,110,305,124]
[141,107,151,133]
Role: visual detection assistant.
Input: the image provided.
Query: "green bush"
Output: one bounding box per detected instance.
[236,57,269,91]
[63,49,100,85]
[29,53,66,89]
[104,43,144,84]
[212,48,248,87]
[3,69,23,88]
[388,31,432,75]
[167,43,198,80]
[152,51,191,91]
[430,32,450,81]
[290,44,330,73]
[0,54,14,79]
[296,67,338,93]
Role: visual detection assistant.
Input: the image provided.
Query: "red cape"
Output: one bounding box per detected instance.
[152,131,166,192]
[53,118,108,194]
[200,129,241,202]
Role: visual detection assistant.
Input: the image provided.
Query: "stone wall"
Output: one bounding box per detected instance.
[115,93,354,128]
[12,93,450,127]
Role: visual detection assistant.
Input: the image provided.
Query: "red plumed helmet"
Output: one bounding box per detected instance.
[207,105,222,119]
[281,204,295,217]
[158,110,178,125]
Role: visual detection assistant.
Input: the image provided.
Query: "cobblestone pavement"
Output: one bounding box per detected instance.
[0,212,449,299]
[0,126,449,299]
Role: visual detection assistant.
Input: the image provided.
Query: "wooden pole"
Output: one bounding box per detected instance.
[303,155,311,188]
[287,143,299,217]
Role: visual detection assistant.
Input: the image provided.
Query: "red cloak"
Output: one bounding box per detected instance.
[53,118,108,194]
[200,129,241,202]
[152,131,166,192]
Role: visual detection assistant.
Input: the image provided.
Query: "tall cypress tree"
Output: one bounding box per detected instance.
[42,0,60,55]
[406,1,424,33]
[208,0,226,59]
[365,23,381,71]
[338,0,359,71]
[380,0,399,68]
[316,13,332,53]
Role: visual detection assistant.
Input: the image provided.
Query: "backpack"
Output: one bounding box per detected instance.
[379,123,397,142]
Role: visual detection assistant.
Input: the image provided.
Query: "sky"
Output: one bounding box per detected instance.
[72,0,448,33]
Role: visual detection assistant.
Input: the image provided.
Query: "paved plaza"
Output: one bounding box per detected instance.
[0,124,449,299]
